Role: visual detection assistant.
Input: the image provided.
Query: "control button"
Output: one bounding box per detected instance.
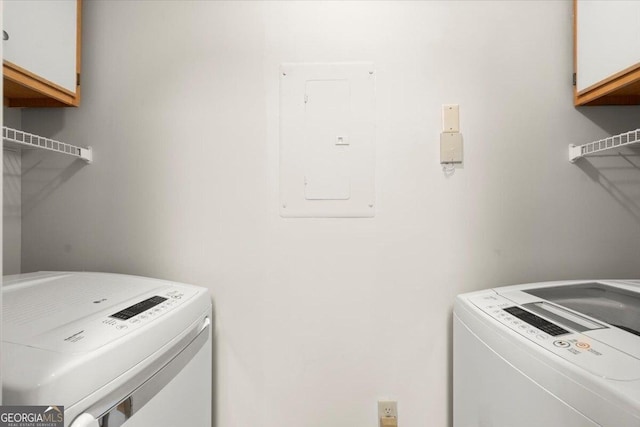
[553,340,570,348]
[527,329,536,335]
[129,319,141,324]
[116,325,128,330]
[140,315,148,319]
[518,325,527,330]
[575,342,591,349]
[536,334,548,340]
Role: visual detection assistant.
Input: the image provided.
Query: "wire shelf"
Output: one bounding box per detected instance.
[3,126,92,163]
[569,129,640,162]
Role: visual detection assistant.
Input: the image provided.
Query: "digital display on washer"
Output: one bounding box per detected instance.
[110,296,168,320]
[503,306,569,336]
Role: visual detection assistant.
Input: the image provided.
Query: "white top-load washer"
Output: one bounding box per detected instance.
[2,271,212,427]
[454,280,640,427]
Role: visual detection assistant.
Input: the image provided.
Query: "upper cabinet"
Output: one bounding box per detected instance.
[574,0,640,106]
[3,0,82,107]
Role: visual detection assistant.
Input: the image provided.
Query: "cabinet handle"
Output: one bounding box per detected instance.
[3,31,8,41]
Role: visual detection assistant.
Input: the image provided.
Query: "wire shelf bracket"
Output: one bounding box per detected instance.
[3,126,92,163]
[569,129,640,163]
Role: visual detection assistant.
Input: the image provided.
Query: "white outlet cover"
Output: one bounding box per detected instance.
[442,104,460,132]
[440,132,463,164]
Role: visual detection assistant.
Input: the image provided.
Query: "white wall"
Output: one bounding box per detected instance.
[19,2,640,427]
[3,107,21,276]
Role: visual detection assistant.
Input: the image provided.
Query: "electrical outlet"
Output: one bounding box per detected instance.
[378,400,398,418]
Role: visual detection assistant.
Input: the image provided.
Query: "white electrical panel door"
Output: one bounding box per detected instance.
[304,79,351,201]
[280,62,375,218]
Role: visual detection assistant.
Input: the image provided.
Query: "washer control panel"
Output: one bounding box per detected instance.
[469,292,640,380]
[101,289,187,329]
[110,295,168,320]
[502,306,569,336]
[31,287,195,353]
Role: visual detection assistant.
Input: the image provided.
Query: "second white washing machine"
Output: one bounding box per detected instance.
[454,280,640,426]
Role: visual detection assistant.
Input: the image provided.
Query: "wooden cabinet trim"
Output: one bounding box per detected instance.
[4,60,76,96]
[575,63,640,106]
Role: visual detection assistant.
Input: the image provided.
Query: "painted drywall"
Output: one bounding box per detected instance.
[19,1,640,426]
[3,107,21,275]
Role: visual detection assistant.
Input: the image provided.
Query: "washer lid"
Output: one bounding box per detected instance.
[3,272,181,352]
[526,282,640,338]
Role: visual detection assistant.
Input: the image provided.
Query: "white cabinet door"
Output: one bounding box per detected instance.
[3,0,77,93]
[576,0,640,92]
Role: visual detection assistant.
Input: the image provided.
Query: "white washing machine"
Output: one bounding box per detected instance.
[454,280,640,427]
[2,271,212,427]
